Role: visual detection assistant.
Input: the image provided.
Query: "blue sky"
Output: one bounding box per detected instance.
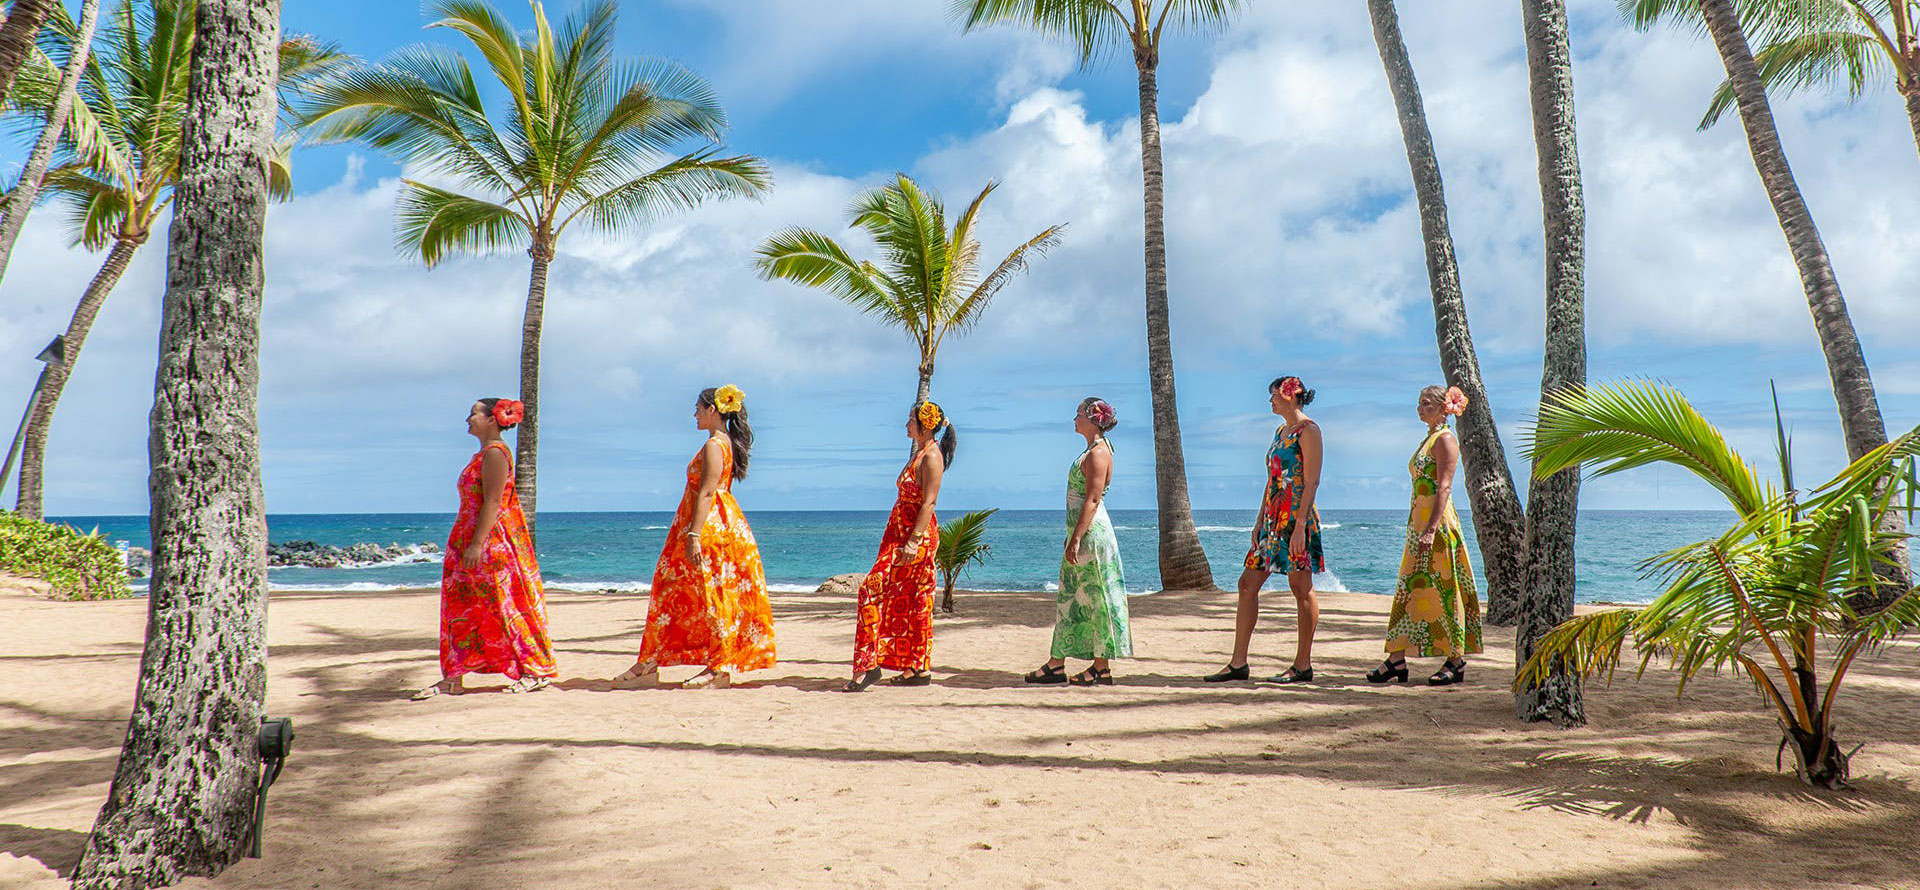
[2,0,1915,518]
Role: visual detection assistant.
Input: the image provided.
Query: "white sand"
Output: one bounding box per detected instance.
[4,578,1918,889]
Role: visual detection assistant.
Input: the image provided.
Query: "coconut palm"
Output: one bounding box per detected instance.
[1366,0,1530,626]
[8,0,343,521]
[1517,380,1920,790]
[1687,0,1920,162]
[1626,0,1905,588]
[301,0,771,534]
[936,507,999,613]
[754,174,1064,402]
[1515,0,1589,727]
[953,0,1244,592]
[0,0,56,105]
[72,0,281,881]
[0,0,105,285]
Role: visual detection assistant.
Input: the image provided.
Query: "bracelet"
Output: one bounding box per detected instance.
[684,532,701,538]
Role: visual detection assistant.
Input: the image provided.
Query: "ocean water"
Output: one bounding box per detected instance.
[46,508,1793,604]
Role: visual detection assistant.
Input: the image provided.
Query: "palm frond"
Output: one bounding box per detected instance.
[1699,28,1882,126]
[951,0,1132,66]
[563,150,769,236]
[1527,380,1774,516]
[936,508,1000,577]
[395,179,531,267]
[949,222,1065,333]
[753,226,913,326]
[1513,609,1638,689]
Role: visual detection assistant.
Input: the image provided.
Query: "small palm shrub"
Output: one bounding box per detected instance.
[0,510,131,600]
[936,508,999,613]
[1516,381,1918,789]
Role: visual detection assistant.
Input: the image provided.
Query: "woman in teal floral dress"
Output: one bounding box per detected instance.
[1025,398,1130,686]
[1207,376,1324,684]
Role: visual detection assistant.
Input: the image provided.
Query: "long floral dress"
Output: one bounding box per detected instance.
[1244,421,1324,574]
[1384,428,1482,657]
[1052,444,1131,659]
[853,461,939,673]
[636,436,776,671]
[440,441,557,680]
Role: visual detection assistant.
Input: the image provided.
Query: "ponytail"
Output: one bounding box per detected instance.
[938,422,957,469]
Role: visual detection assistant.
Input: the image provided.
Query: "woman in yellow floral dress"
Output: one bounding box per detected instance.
[1372,385,1481,686]
[614,385,774,689]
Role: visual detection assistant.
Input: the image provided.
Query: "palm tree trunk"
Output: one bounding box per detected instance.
[518,240,552,539]
[1367,0,1530,626]
[0,0,55,106]
[1515,0,1587,728]
[1699,0,1888,465]
[72,0,279,885]
[0,0,101,287]
[1905,81,1920,165]
[917,359,932,403]
[1697,0,1907,589]
[1135,52,1214,592]
[14,234,143,520]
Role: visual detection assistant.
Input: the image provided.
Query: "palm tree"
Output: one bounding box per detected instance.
[1515,0,1588,728]
[936,507,999,612]
[0,0,105,285]
[1625,0,1905,587]
[1688,0,1920,163]
[1518,381,1920,789]
[1366,0,1530,626]
[953,0,1244,592]
[6,0,340,521]
[302,0,769,535]
[0,0,56,105]
[755,174,1064,402]
[72,0,280,882]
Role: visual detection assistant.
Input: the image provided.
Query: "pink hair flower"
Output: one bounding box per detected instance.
[1443,386,1469,416]
[1279,378,1305,399]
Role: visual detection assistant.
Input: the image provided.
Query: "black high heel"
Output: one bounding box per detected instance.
[1428,658,1468,686]
[1366,657,1409,684]
[1203,663,1251,682]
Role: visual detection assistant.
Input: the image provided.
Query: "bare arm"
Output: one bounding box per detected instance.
[683,439,724,564]
[1067,442,1111,562]
[905,449,944,555]
[463,447,511,567]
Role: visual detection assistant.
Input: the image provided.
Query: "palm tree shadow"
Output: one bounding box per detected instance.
[0,823,87,878]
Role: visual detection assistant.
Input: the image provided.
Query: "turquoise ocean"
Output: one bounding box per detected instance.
[48,508,1829,604]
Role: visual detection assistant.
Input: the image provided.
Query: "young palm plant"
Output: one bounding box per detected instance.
[754,174,1063,402]
[953,0,1244,592]
[936,507,999,613]
[1516,380,1920,790]
[301,0,771,533]
[8,0,344,520]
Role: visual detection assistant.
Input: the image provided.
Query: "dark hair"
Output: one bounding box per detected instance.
[1269,376,1316,408]
[1078,397,1118,433]
[909,401,958,469]
[697,387,753,481]
[476,397,518,431]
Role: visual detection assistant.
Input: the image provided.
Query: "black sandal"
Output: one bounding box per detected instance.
[1266,666,1314,684]
[1203,663,1251,682]
[1025,663,1068,684]
[842,668,882,692]
[1366,657,1409,684]
[1069,666,1114,687]
[1428,658,1467,686]
[886,670,932,687]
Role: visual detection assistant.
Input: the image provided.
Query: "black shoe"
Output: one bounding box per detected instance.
[1366,657,1409,684]
[1266,666,1314,684]
[1428,658,1467,686]
[841,668,882,692]
[1204,663,1251,682]
[1025,663,1068,684]
[1069,666,1114,687]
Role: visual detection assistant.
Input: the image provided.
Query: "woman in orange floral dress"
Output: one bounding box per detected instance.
[845,401,956,691]
[614,385,774,689]
[413,398,557,700]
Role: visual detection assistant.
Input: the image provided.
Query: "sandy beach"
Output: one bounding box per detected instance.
[4,579,1919,890]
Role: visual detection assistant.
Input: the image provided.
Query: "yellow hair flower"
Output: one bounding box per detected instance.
[916,401,944,431]
[714,384,746,415]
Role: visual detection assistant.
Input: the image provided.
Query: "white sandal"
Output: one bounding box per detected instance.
[610,664,659,689]
[504,675,552,694]
[410,677,462,700]
[681,669,730,689]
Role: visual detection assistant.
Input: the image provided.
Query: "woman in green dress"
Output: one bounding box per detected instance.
[1370,385,1481,686]
[1025,397,1130,686]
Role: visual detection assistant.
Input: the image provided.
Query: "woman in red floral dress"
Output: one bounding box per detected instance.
[413,398,557,699]
[845,401,956,691]
[614,385,774,689]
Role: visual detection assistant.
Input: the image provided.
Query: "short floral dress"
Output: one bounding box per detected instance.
[1244,420,1324,574]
